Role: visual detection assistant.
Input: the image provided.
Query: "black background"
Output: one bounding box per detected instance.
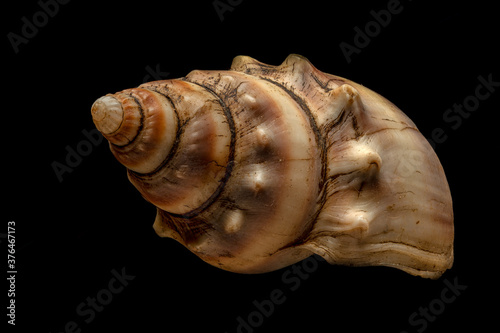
[5,0,498,332]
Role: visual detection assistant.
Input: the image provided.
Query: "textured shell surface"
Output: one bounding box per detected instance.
[91,54,454,279]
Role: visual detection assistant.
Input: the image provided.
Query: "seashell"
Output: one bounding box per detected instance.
[91,54,453,279]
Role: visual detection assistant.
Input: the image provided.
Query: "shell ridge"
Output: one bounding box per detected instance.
[154,208,214,245]
[254,76,332,253]
[301,237,453,279]
[110,91,145,147]
[172,79,237,219]
[259,77,327,191]
[126,86,182,177]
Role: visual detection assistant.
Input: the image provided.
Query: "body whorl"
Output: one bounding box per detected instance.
[91,54,453,278]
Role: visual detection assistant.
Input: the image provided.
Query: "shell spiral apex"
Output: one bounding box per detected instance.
[91,54,454,279]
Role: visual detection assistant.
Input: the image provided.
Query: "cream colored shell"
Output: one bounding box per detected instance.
[91,54,454,279]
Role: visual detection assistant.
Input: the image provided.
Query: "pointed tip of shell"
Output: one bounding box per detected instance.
[91,96,124,135]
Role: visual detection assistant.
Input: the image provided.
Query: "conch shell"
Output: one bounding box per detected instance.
[91,54,453,279]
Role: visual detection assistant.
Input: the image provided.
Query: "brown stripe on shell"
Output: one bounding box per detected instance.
[126,80,234,217]
[180,70,323,271]
[107,88,177,174]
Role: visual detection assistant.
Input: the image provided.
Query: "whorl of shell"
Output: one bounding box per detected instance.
[91,54,454,279]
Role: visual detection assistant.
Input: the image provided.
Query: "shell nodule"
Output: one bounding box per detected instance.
[92,54,454,279]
